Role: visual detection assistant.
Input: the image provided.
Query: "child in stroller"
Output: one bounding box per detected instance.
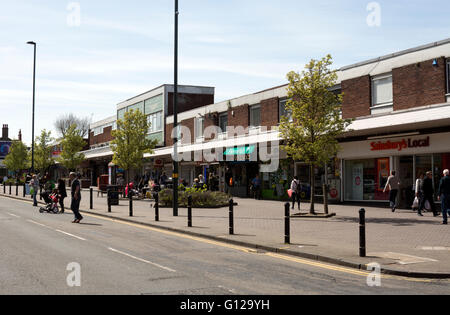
[39,189,60,214]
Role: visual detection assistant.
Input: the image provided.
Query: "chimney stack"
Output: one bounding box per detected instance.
[2,124,8,140]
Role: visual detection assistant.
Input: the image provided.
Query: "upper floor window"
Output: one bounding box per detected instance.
[218,112,228,134]
[195,117,205,140]
[279,99,293,123]
[147,111,163,134]
[446,59,450,94]
[371,73,393,107]
[249,104,261,128]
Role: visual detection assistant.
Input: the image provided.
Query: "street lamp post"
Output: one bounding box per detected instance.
[173,0,179,217]
[27,41,36,174]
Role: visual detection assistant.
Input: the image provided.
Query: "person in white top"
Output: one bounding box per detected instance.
[383,171,401,212]
[290,176,301,210]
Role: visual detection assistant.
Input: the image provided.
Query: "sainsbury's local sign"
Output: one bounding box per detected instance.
[370,137,430,152]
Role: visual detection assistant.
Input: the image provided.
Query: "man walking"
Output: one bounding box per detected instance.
[437,169,450,225]
[383,171,401,212]
[251,174,262,200]
[30,174,39,207]
[418,171,438,217]
[70,172,83,224]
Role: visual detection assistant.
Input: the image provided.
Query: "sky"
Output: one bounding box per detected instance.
[0,0,449,145]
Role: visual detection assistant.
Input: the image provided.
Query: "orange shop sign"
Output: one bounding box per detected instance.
[370,137,430,152]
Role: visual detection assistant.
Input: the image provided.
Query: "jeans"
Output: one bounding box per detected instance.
[33,191,38,206]
[441,194,449,224]
[71,197,83,220]
[292,192,301,210]
[389,190,398,209]
[419,193,437,215]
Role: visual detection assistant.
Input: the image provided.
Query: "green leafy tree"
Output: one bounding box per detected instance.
[3,140,30,177]
[34,129,55,174]
[57,124,86,172]
[279,55,352,214]
[111,109,157,185]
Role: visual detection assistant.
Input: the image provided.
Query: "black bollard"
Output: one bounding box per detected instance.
[187,195,193,227]
[229,199,234,235]
[154,193,159,222]
[359,208,366,257]
[3,182,5,194]
[107,197,111,213]
[23,183,26,197]
[16,183,18,196]
[9,183,12,195]
[285,203,290,244]
[90,188,93,210]
[129,191,133,217]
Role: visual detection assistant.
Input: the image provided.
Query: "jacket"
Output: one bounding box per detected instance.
[438,176,450,196]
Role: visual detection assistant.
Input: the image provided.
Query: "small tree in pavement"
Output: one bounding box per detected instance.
[34,129,55,174]
[111,109,157,187]
[279,55,352,214]
[58,124,86,172]
[4,140,30,179]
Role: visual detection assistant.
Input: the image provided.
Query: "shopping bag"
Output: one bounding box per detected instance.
[287,189,293,198]
[412,197,419,209]
[30,187,35,195]
[425,200,431,211]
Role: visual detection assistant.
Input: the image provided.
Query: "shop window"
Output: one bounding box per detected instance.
[371,74,393,107]
[345,158,389,201]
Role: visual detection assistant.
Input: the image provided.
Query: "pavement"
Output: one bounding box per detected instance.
[2,185,450,279]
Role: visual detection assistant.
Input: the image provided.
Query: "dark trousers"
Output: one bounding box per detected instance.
[253,186,262,200]
[292,192,301,210]
[389,189,398,209]
[419,193,437,215]
[70,198,83,220]
[59,197,65,213]
[441,194,449,224]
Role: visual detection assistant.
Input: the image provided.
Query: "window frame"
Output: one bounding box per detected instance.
[147,111,163,134]
[218,112,228,134]
[446,59,450,94]
[279,98,293,123]
[195,116,205,140]
[249,104,261,128]
[371,73,393,108]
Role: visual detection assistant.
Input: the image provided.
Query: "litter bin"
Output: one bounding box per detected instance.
[107,185,120,206]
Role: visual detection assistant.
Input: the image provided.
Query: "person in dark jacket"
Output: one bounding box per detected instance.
[418,171,437,217]
[437,169,450,225]
[57,179,67,213]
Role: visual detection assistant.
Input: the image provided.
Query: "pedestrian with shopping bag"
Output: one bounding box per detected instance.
[418,171,437,217]
[437,169,450,225]
[289,176,301,211]
[413,172,424,212]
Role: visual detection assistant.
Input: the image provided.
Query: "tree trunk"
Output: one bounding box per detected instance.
[310,163,315,215]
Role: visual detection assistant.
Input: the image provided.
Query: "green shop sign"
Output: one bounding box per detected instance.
[224,145,256,156]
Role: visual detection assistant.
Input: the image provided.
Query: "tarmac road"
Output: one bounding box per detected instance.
[0,196,449,295]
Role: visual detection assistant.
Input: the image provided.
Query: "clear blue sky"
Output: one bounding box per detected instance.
[1,0,449,144]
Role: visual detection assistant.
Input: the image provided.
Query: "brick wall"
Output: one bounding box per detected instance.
[89,126,113,146]
[393,57,447,111]
[165,122,174,147]
[341,75,371,119]
[227,104,249,136]
[261,97,279,130]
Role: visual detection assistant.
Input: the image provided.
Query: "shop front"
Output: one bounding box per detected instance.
[339,132,450,208]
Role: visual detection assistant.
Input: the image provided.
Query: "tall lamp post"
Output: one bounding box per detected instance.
[172,0,179,216]
[27,41,36,173]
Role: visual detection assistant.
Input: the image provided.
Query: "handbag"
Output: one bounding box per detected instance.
[287,189,293,198]
[425,200,431,211]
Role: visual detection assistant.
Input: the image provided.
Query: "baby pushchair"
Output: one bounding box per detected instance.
[39,192,60,214]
